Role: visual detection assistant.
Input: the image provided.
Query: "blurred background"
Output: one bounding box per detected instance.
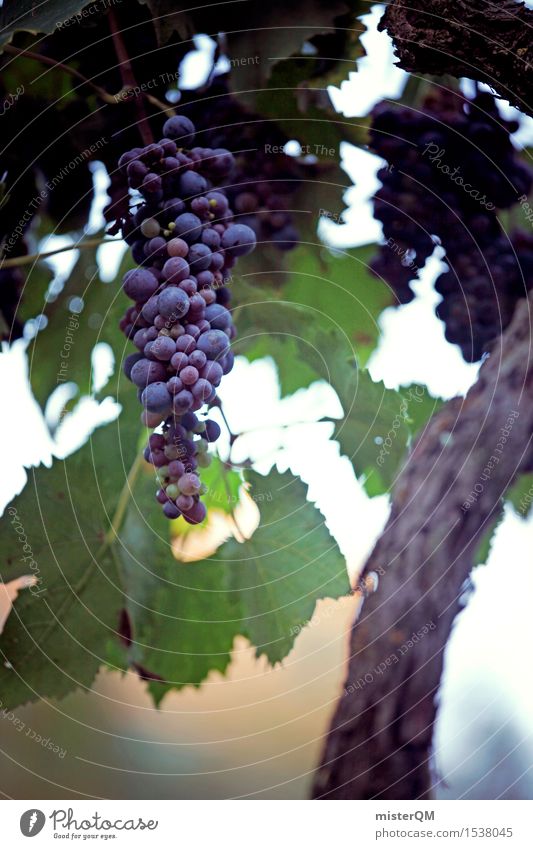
[1,4,533,800]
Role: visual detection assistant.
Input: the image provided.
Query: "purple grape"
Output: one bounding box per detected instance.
[163,197,186,218]
[179,171,208,197]
[189,350,207,369]
[188,243,212,272]
[205,420,221,442]
[207,148,234,178]
[162,257,190,284]
[167,376,184,395]
[201,361,223,385]
[145,237,168,259]
[179,278,197,296]
[142,173,162,194]
[176,334,196,354]
[197,270,214,288]
[170,351,189,371]
[221,350,235,374]
[130,358,167,388]
[177,494,194,512]
[151,335,176,361]
[192,378,213,401]
[141,296,160,323]
[202,228,221,250]
[197,329,230,359]
[205,303,232,330]
[180,365,199,386]
[141,382,172,414]
[149,433,166,450]
[206,191,229,216]
[181,412,198,431]
[183,500,207,525]
[162,115,196,146]
[173,390,194,413]
[123,268,159,301]
[174,212,202,243]
[158,286,190,318]
[178,473,201,496]
[221,223,256,257]
[163,501,181,519]
[146,447,167,467]
[123,352,143,380]
[168,460,185,478]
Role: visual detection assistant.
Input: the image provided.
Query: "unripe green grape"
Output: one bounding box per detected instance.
[166,483,179,500]
[140,217,161,238]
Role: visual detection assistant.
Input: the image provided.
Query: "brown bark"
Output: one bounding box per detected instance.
[379,0,533,118]
[313,293,533,799]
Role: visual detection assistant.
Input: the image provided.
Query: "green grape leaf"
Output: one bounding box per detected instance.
[0,417,138,710]
[16,261,54,327]
[235,243,392,397]
[473,514,504,568]
[117,468,349,705]
[29,240,130,409]
[505,473,533,518]
[0,1,88,48]
[400,383,443,438]
[198,456,243,517]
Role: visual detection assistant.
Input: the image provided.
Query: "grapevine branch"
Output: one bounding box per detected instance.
[108,9,153,146]
[313,292,533,799]
[379,0,533,118]
[0,237,120,270]
[3,44,172,117]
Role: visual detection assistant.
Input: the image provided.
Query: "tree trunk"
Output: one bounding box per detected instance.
[313,293,533,799]
[379,0,533,118]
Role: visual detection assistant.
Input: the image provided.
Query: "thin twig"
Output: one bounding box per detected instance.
[105,451,145,545]
[3,44,116,104]
[0,237,121,269]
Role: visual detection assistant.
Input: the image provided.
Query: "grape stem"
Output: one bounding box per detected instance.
[0,237,121,269]
[108,9,154,146]
[104,451,145,546]
[211,397,238,446]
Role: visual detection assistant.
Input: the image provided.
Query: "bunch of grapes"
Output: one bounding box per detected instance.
[369,88,533,360]
[117,114,256,521]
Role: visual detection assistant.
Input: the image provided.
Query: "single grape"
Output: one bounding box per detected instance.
[221,223,257,257]
[158,286,190,318]
[180,365,199,386]
[151,335,176,361]
[140,217,161,238]
[162,256,190,284]
[197,329,230,359]
[178,473,201,496]
[174,212,203,243]
[123,352,143,381]
[183,500,207,524]
[130,358,167,388]
[122,268,159,301]
[162,115,196,146]
[141,382,172,414]
[205,419,221,442]
[163,501,181,519]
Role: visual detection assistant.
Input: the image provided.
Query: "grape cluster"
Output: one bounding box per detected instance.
[117,114,255,521]
[369,89,533,360]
